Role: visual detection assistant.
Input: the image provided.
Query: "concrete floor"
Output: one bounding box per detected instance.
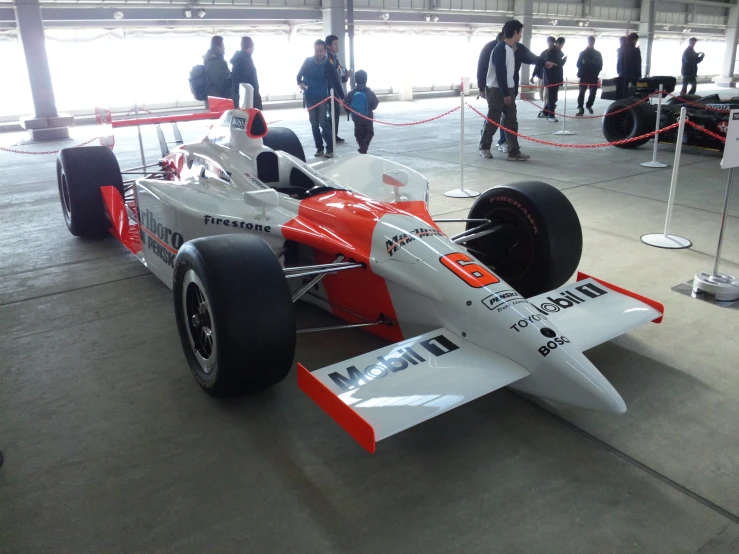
[1,89,739,553]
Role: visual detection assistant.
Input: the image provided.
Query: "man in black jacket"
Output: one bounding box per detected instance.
[540,38,566,122]
[477,32,506,151]
[231,37,262,110]
[576,36,603,115]
[617,33,642,99]
[681,37,704,96]
[202,36,232,108]
[326,34,350,143]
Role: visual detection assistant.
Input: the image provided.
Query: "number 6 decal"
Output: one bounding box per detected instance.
[439,252,499,288]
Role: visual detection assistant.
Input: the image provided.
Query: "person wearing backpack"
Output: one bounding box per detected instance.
[344,70,379,154]
[200,36,231,108]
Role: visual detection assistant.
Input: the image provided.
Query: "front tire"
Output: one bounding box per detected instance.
[602,99,656,149]
[173,234,296,397]
[56,146,123,237]
[465,182,582,298]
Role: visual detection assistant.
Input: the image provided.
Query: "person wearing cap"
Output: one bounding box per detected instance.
[231,37,262,110]
[681,37,704,96]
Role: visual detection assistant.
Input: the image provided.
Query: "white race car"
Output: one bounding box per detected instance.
[56,96,664,453]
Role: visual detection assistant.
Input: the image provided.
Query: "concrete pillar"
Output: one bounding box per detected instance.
[637,0,655,77]
[322,0,347,95]
[13,0,72,141]
[515,0,535,98]
[714,2,739,88]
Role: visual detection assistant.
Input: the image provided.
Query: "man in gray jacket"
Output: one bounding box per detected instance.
[203,36,232,108]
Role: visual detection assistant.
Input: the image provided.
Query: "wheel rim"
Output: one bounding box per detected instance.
[608,111,633,138]
[61,174,72,221]
[469,207,536,283]
[182,269,217,373]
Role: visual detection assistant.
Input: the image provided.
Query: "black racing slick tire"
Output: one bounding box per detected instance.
[56,146,123,237]
[263,127,306,162]
[173,234,296,397]
[465,182,582,298]
[602,98,656,149]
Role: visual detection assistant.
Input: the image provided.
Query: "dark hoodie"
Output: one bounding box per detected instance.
[230,50,262,110]
[203,49,231,101]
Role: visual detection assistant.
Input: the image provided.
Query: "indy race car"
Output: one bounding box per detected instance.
[601,76,732,150]
[57,92,664,453]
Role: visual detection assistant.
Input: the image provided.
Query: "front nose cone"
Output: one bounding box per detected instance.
[508,348,628,414]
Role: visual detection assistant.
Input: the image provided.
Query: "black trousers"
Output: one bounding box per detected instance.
[577,84,598,109]
[333,99,342,136]
[681,77,697,96]
[354,121,374,153]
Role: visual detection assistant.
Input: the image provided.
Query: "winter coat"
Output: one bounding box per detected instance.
[326,50,348,99]
[620,45,642,80]
[296,56,343,107]
[345,84,379,124]
[203,49,232,101]
[543,47,566,86]
[230,50,262,110]
[577,48,603,84]
[681,46,704,78]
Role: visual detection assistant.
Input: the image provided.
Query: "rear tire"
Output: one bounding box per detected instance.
[173,234,296,397]
[56,146,123,237]
[263,127,306,162]
[465,182,582,298]
[602,99,656,149]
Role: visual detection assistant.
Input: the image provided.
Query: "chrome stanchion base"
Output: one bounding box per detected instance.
[553,130,574,136]
[640,233,692,249]
[444,189,481,198]
[692,271,739,302]
[640,161,669,168]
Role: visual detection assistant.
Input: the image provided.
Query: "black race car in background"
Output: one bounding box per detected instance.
[600,76,734,151]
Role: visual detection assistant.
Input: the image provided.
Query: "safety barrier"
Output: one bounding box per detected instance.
[1,91,727,156]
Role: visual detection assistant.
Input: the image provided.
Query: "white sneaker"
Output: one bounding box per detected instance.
[498,143,509,153]
[479,149,493,159]
[548,117,558,123]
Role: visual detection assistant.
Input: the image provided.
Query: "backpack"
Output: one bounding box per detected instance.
[349,90,369,121]
[189,64,207,101]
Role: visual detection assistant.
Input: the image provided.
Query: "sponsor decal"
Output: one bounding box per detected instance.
[141,209,184,250]
[245,173,270,190]
[385,227,443,256]
[733,113,739,121]
[328,334,460,392]
[203,215,271,233]
[718,120,729,135]
[532,282,608,315]
[706,104,730,112]
[231,116,246,130]
[147,235,176,267]
[509,313,547,333]
[482,289,523,311]
[538,335,571,357]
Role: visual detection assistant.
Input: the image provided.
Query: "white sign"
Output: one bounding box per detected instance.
[720,109,739,169]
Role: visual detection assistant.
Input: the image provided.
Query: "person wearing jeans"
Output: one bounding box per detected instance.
[297,39,342,158]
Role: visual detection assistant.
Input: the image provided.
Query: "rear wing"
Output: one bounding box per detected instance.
[94,96,234,160]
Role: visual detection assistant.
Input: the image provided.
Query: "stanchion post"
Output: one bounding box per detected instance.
[444,84,480,198]
[554,81,574,136]
[692,167,739,300]
[641,106,692,249]
[641,84,668,168]
[330,89,336,156]
[135,104,146,169]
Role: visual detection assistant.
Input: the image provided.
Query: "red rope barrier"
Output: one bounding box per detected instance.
[340,100,460,126]
[685,119,727,142]
[466,102,680,148]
